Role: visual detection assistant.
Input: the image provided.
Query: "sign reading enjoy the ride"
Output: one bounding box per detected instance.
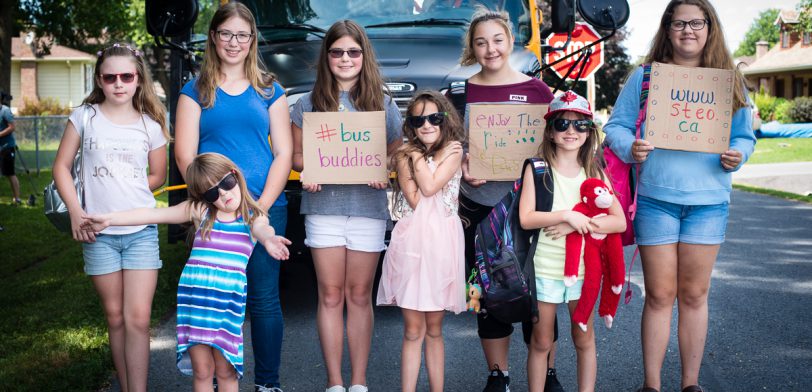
[468,104,548,181]
[302,111,388,184]
[645,62,734,154]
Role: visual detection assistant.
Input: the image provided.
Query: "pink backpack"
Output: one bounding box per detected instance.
[603,63,651,302]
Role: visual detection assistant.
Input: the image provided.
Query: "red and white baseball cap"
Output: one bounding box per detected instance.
[544,90,593,120]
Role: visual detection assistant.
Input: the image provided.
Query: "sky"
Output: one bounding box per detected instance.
[622,0,802,60]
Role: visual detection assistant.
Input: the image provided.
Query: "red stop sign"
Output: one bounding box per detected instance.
[544,23,604,80]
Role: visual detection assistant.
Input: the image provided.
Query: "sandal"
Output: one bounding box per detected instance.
[681,386,704,392]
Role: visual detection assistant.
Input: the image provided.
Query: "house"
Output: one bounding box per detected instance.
[9,33,96,111]
[740,9,812,99]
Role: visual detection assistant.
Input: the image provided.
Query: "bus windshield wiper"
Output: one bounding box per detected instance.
[257,23,326,37]
[365,18,468,29]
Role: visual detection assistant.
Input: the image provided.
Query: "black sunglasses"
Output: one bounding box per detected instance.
[552,118,593,133]
[406,112,447,128]
[203,171,238,204]
[328,48,363,58]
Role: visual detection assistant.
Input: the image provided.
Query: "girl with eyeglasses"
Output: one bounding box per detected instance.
[376,91,466,392]
[81,152,291,392]
[603,1,755,391]
[174,3,293,391]
[446,8,564,392]
[290,19,402,392]
[51,42,168,392]
[519,91,627,392]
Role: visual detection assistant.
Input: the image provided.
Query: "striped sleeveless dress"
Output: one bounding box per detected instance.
[176,214,255,377]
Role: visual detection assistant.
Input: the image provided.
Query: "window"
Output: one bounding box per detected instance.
[84,64,93,94]
[775,78,785,98]
[804,32,812,45]
[782,31,790,48]
[793,77,804,98]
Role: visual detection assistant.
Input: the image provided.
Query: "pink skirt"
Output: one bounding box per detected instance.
[376,194,466,313]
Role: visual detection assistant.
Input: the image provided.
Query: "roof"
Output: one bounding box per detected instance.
[775,9,800,25]
[741,40,812,75]
[12,37,95,61]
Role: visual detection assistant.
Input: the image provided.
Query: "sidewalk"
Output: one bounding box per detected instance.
[732,161,812,196]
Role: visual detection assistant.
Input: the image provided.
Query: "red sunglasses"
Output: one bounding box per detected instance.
[101,73,136,84]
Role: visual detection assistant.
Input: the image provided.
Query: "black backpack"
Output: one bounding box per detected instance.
[474,158,553,324]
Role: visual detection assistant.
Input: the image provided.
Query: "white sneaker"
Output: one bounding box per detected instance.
[325,386,346,392]
[348,385,368,392]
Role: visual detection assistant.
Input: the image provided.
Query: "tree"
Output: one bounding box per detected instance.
[794,0,812,35]
[594,27,631,111]
[734,8,781,57]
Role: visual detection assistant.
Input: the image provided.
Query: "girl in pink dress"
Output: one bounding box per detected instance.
[376,91,466,392]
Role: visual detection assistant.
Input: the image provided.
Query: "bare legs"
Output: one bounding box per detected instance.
[401,309,445,392]
[189,345,238,392]
[639,243,719,390]
[312,247,379,388]
[91,269,158,392]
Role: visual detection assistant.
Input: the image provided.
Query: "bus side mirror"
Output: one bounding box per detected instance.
[549,0,576,34]
[577,0,630,30]
[146,0,199,38]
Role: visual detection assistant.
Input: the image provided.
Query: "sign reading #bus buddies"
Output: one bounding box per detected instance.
[645,62,734,154]
[468,104,547,181]
[302,111,387,184]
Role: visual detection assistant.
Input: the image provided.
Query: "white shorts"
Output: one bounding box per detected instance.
[304,215,387,252]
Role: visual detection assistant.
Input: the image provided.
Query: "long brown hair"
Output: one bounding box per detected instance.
[196,2,275,109]
[391,91,463,212]
[460,7,514,66]
[83,43,169,140]
[537,111,605,182]
[645,0,748,111]
[185,153,264,240]
[311,20,387,112]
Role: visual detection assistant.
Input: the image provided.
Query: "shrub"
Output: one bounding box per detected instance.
[774,99,794,123]
[17,97,72,116]
[752,92,782,121]
[788,97,812,123]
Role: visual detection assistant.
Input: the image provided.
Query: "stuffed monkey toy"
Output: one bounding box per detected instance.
[563,178,626,332]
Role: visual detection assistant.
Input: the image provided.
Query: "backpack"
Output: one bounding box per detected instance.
[603,63,651,246]
[473,158,553,324]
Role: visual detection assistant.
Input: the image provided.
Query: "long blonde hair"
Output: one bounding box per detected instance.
[196,2,275,109]
[645,0,748,111]
[83,43,169,140]
[459,7,514,66]
[311,20,387,112]
[537,111,606,182]
[185,153,264,240]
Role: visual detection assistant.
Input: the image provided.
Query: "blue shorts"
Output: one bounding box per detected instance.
[82,225,162,275]
[536,276,584,303]
[634,195,729,246]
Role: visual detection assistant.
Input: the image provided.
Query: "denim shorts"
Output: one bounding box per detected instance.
[634,195,729,246]
[304,215,386,252]
[536,276,584,303]
[82,225,162,275]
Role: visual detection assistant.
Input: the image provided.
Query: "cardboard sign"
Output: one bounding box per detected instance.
[645,62,734,154]
[302,111,387,184]
[468,104,547,180]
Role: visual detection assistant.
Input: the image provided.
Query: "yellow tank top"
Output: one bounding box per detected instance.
[533,166,587,280]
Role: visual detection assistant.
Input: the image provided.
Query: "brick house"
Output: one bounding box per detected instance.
[9,33,96,111]
[741,9,812,99]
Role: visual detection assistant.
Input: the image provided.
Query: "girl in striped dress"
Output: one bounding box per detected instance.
[82,153,291,391]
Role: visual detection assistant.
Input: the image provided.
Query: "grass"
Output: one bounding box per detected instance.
[733,183,812,203]
[0,170,188,391]
[748,137,812,164]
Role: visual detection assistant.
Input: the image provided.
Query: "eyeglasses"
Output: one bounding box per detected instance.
[552,118,593,133]
[101,73,136,84]
[216,30,253,43]
[406,112,447,128]
[667,19,708,31]
[328,48,364,59]
[203,171,238,203]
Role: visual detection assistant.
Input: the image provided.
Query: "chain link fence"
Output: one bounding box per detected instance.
[12,115,69,175]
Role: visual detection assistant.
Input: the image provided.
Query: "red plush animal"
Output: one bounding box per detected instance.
[564,178,626,332]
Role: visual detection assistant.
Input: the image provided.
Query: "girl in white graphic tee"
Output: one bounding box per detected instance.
[52,43,169,392]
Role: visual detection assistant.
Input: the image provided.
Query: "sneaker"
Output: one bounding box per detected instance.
[348,385,368,392]
[325,386,346,392]
[255,384,284,392]
[544,368,565,392]
[482,366,510,392]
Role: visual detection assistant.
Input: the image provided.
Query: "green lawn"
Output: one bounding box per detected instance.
[0,171,188,391]
[748,137,812,164]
